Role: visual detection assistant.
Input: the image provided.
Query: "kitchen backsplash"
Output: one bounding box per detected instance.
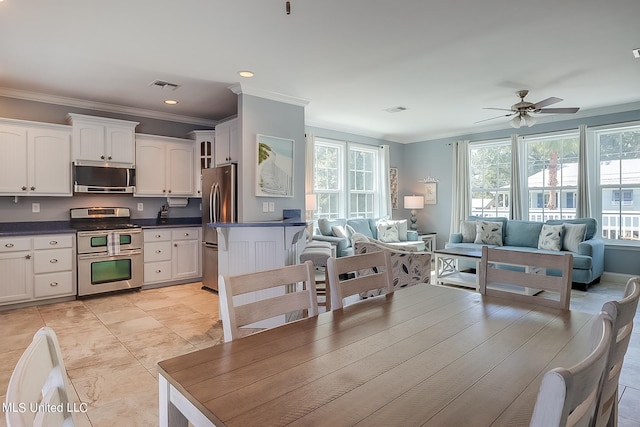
[0,196,201,222]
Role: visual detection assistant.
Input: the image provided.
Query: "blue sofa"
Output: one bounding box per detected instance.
[446,217,604,290]
[313,218,425,257]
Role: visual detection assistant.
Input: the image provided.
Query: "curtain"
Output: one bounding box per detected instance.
[510,134,522,219]
[450,140,470,234]
[379,145,392,218]
[304,132,315,205]
[577,124,591,218]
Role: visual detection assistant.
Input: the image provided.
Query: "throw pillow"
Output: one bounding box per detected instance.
[350,232,370,247]
[377,221,400,243]
[331,225,349,239]
[346,224,357,236]
[460,220,476,243]
[562,223,587,252]
[376,219,408,241]
[474,221,503,246]
[538,224,564,251]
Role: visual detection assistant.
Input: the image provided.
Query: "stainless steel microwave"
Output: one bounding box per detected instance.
[73,164,136,193]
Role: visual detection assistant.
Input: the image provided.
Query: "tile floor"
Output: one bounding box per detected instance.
[1,278,639,426]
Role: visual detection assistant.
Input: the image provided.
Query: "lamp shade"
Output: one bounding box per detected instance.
[403,195,424,209]
[305,194,317,211]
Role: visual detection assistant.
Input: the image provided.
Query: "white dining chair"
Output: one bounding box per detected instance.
[5,327,77,427]
[530,312,613,427]
[594,276,640,427]
[219,260,318,342]
[326,250,394,309]
[478,246,573,310]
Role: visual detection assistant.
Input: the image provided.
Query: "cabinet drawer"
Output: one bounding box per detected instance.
[144,241,172,262]
[33,249,73,274]
[144,261,172,283]
[34,271,74,298]
[33,234,74,250]
[172,228,200,241]
[144,229,172,242]
[0,237,31,253]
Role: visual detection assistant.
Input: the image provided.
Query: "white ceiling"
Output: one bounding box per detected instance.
[1,0,639,143]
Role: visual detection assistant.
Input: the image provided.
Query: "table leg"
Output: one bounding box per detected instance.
[159,375,188,427]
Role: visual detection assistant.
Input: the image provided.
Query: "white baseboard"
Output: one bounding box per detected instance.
[601,271,636,284]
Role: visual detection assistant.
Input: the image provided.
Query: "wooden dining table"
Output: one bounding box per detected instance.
[158,284,596,427]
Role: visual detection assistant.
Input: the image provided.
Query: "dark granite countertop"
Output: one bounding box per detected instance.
[0,218,201,237]
[206,219,309,228]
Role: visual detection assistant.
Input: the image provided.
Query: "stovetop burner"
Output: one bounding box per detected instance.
[69,207,140,231]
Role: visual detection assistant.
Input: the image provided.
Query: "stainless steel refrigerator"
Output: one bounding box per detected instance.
[202,163,237,291]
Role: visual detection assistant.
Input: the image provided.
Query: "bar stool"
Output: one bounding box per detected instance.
[300,241,333,310]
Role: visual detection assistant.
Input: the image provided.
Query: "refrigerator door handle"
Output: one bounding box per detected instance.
[209,182,218,223]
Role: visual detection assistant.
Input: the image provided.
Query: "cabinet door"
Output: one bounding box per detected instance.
[73,122,105,162]
[29,128,72,195]
[0,251,33,305]
[166,143,195,196]
[172,239,200,280]
[135,140,167,195]
[0,125,28,194]
[106,125,135,164]
[214,122,231,166]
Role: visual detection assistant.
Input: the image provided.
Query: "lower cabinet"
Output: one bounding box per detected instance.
[143,227,201,286]
[0,234,76,308]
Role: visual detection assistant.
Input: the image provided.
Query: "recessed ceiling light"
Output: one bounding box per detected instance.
[164,99,178,105]
[239,71,254,78]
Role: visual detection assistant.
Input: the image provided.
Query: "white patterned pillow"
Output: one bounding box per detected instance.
[562,223,587,252]
[460,220,476,243]
[331,225,349,239]
[474,221,503,246]
[538,224,564,251]
[376,221,400,243]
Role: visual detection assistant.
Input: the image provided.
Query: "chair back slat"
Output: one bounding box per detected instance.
[479,246,573,310]
[219,261,318,342]
[594,277,640,427]
[530,312,613,427]
[5,327,76,427]
[327,251,394,309]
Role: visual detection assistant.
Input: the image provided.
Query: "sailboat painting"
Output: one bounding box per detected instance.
[256,134,294,197]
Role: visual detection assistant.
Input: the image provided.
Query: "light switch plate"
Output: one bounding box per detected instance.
[268,202,275,212]
[262,202,269,212]
[32,203,40,213]
[137,203,144,211]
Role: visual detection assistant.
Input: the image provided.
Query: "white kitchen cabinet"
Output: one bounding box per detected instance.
[214,118,239,166]
[135,135,196,197]
[143,227,201,286]
[0,120,71,196]
[68,113,138,166]
[0,234,76,308]
[188,130,216,198]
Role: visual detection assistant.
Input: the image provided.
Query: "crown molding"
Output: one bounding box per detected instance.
[0,87,218,127]
[228,84,310,107]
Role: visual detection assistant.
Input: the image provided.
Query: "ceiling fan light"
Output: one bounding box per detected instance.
[523,114,536,127]
[510,115,523,128]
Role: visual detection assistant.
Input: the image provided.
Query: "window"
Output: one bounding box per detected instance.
[524,133,579,221]
[469,140,511,218]
[596,124,640,241]
[313,139,381,219]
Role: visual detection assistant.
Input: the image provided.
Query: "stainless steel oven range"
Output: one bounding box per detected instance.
[70,207,143,296]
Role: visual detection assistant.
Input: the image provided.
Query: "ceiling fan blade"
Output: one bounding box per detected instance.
[536,107,580,114]
[531,97,563,109]
[483,107,514,112]
[474,112,516,124]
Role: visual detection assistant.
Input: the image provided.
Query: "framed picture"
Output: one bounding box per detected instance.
[256,134,294,197]
[424,182,437,205]
[390,167,398,209]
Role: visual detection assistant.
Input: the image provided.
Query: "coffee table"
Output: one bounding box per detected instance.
[435,247,540,295]
[434,247,483,290]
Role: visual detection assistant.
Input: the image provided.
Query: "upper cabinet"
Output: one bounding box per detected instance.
[0,119,72,196]
[135,134,196,197]
[68,113,138,167]
[214,118,239,166]
[188,130,215,198]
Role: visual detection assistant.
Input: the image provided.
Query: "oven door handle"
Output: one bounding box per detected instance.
[77,229,142,238]
[77,249,142,260]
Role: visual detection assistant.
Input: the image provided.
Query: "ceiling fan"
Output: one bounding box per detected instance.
[478,90,580,128]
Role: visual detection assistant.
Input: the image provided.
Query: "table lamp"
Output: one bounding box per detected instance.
[404,195,424,231]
